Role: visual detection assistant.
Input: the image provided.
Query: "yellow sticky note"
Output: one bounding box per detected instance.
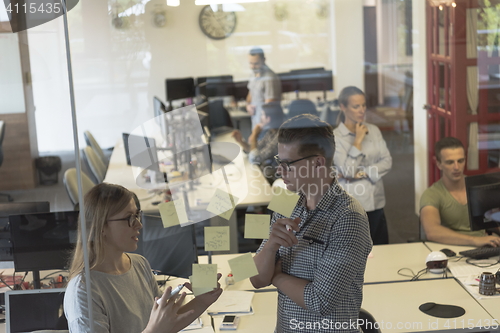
[206,188,238,220]
[267,187,300,217]
[244,214,270,239]
[189,275,214,296]
[158,199,189,228]
[191,264,217,289]
[204,226,230,251]
[228,253,259,282]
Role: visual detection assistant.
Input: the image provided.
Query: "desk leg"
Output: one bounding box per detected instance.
[209,213,239,254]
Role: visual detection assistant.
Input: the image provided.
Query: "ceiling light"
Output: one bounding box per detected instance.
[196,0,268,5]
[167,0,180,6]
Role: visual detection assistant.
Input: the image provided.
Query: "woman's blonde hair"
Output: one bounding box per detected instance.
[336,86,366,126]
[68,183,133,280]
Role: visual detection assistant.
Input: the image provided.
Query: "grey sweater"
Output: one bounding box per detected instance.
[64,254,162,333]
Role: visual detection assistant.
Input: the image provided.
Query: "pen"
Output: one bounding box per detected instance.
[156,283,185,304]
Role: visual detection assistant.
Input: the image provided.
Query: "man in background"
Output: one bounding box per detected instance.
[246,47,281,130]
[420,137,500,246]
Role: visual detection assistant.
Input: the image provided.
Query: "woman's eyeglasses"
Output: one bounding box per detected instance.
[274,154,319,172]
[108,210,142,228]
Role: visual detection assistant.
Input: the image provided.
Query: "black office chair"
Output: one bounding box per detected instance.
[287,99,319,119]
[359,308,381,333]
[0,122,13,202]
[208,100,234,135]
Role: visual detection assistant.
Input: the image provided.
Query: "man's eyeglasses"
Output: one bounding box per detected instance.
[274,154,319,172]
[108,210,142,228]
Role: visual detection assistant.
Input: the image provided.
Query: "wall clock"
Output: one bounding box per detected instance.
[199,5,237,40]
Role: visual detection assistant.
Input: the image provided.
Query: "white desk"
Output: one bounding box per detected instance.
[362,279,497,332]
[364,243,439,283]
[104,132,273,253]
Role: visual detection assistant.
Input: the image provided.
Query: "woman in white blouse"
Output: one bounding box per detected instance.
[333,86,392,244]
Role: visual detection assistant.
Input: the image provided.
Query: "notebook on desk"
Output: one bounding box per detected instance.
[5,288,67,333]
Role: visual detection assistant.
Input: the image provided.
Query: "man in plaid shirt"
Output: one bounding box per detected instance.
[251,114,372,332]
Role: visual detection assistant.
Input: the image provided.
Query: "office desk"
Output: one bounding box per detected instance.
[104,132,272,253]
[212,291,277,333]
[362,279,497,332]
[364,243,439,283]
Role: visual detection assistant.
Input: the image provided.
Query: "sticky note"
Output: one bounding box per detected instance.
[267,187,300,217]
[204,226,230,251]
[191,264,217,290]
[228,253,259,282]
[244,214,270,239]
[207,188,238,220]
[189,275,214,296]
[158,199,189,228]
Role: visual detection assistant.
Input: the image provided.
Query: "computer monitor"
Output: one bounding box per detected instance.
[9,211,78,288]
[278,72,300,93]
[197,75,234,98]
[0,202,50,262]
[166,77,196,102]
[465,171,500,231]
[133,214,198,278]
[233,81,249,101]
[123,133,160,173]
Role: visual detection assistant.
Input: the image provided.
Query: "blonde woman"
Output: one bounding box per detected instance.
[64,183,222,332]
[334,86,392,245]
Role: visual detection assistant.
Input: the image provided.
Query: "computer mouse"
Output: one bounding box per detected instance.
[440,248,456,257]
[419,302,436,311]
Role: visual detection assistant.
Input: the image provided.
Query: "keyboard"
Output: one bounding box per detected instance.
[459,246,500,259]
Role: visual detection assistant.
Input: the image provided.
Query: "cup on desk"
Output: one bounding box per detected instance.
[479,272,497,296]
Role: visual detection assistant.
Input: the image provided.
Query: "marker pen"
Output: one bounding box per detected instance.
[156,283,185,304]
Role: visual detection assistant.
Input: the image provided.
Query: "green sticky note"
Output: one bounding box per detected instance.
[228,253,259,282]
[267,187,300,217]
[206,188,238,220]
[189,275,214,296]
[244,214,270,239]
[191,264,217,289]
[204,226,230,251]
[158,199,189,228]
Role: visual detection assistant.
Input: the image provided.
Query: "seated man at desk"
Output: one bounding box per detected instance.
[250,114,372,333]
[420,137,500,246]
[231,102,284,184]
[246,47,282,130]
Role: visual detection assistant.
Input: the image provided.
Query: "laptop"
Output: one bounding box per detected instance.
[6,288,67,332]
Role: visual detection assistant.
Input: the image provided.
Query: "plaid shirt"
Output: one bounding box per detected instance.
[257,178,372,332]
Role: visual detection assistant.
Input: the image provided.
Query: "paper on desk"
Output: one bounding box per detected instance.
[189,275,214,297]
[191,264,218,290]
[207,189,238,220]
[267,187,300,218]
[207,290,254,315]
[228,253,259,282]
[447,259,500,278]
[159,199,189,228]
[244,214,270,239]
[204,226,230,251]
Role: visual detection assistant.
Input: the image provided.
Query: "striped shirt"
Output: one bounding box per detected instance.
[257,178,372,332]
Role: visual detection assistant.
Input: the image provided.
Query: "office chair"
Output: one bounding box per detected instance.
[287,99,319,119]
[0,122,13,202]
[82,146,106,183]
[359,308,381,333]
[63,168,96,209]
[320,106,340,127]
[84,130,107,166]
[208,100,233,135]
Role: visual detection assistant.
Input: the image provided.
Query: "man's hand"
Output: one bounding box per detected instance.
[231,130,244,145]
[246,104,256,116]
[265,217,301,252]
[473,235,500,247]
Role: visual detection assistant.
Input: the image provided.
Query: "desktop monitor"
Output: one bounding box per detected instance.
[233,80,249,101]
[9,210,78,289]
[133,214,197,278]
[0,202,50,262]
[166,77,196,102]
[465,171,500,231]
[123,133,160,173]
[197,75,234,98]
[278,72,300,93]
